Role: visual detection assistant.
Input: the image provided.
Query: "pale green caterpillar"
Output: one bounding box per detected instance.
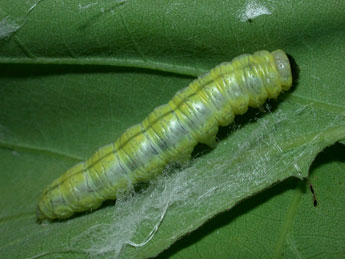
[37,49,292,220]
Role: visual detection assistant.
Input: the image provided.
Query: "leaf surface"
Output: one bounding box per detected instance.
[0,0,344,258]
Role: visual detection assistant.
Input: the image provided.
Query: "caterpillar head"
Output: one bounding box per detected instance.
[271,49,293,91]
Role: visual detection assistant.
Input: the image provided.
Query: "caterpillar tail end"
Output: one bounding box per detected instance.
[36,205,48,222]
[271,49,293,91]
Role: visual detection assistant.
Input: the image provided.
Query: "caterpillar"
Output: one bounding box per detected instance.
[37,49,292,220]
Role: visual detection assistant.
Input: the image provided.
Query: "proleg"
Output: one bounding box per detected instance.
[37,49,293,220]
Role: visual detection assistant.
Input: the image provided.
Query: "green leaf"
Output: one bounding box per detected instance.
[159,144,345,259]
[0,0,344,258]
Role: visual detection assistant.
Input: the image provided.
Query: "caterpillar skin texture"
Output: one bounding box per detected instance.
[37,50,292,220]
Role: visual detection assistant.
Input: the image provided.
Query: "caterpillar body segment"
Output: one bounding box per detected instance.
[37,49,292,220]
